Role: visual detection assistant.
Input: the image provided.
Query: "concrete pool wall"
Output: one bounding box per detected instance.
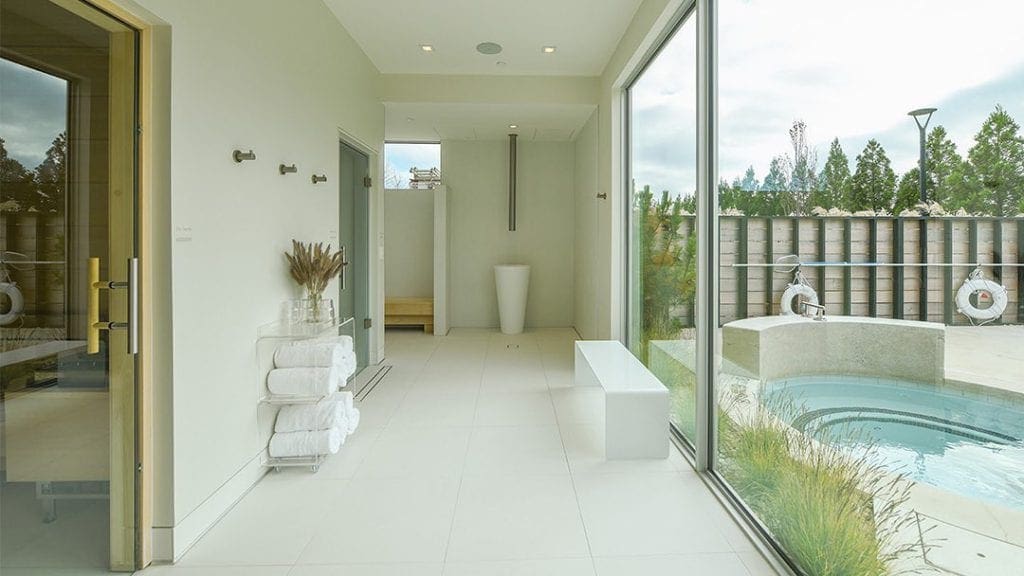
[722,315,947,384]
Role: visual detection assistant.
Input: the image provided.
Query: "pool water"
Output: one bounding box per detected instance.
[765,376,1024,511]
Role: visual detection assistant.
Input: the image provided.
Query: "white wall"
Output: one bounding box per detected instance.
[443,140,575,328]
[384,189,434,297]
[573,111,600,339]
[128,0,383,559]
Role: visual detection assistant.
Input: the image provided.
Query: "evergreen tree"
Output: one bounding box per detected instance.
[815,139,851,209]
[849,139,896,212]
[925,126,963,207]
[966,105,1024,216]
[0,137,36,211]
[893,168,921,214]
[34,131,67,214]
[761,156,794,215]
[740,166,759,192]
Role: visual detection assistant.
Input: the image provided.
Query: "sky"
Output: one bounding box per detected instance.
[384,142,441,188]
[631,0,1024,197]
[0,58,67,169]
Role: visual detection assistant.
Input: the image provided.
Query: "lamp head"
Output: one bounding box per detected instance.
[908,107,937,118]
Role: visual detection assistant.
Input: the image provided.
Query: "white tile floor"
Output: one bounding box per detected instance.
[139,328,778,576]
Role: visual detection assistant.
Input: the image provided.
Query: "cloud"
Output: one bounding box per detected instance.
[629,0,1024,192]
[0,58,67,169]
[384,143,440,188]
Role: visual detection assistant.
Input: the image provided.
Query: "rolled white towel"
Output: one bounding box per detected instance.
[346,406,360,434]
[269,427,345,458]
[312,334,354,352]
[334,351,357,388]
[275,396,345,433]
[267,366,338,397]
[274,342,345,368]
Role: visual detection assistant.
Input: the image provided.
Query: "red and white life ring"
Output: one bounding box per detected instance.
[956,274,1007,322]
[0,282,24,325]
[780,283,819,316]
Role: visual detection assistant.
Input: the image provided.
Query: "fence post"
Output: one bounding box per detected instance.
[994,220,1003,325]
[919,217,929,321]
[1018,218,1024,323]
[943,219,954,325]
[843,218,852,315]
[817,219,826,308]
[737,217,748,319]
[869,218,878,317]
[764,218,774,315]
[893,218,904,319]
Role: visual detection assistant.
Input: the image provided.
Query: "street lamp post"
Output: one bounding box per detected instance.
[908,107,937,204]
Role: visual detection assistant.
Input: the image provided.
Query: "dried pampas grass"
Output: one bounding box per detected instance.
[284,240,344,297]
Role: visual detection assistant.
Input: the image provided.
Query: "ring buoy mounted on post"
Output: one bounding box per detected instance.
[956,269,1007,324]
[0,282,24,325]
[780,270,819,316]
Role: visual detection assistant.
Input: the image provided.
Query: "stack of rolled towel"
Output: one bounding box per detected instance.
[268,391,360,458]
[267,335,357,397]
[266,336,361,459]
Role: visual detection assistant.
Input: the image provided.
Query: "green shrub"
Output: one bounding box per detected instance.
[717,396,920,576]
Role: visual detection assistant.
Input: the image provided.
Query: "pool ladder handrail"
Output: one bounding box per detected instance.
[801,301,827,321]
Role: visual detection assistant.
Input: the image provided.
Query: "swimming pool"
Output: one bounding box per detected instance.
[765,376,1024,511]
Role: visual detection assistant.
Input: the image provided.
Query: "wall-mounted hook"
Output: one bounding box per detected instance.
[233,149,256,163]
[596,192,608,200]
[279,163,297,175]
[311,174,328,184]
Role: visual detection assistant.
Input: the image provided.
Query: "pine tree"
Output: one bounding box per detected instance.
[894,168,921,214]
[34,132,67,214]
[740,166,759,192]
[762,156,794,216]
[849,139,896,212]
[0,137,36,211]
[815,138,851,209]
[966,105,1024,216]
[925,126,963,207]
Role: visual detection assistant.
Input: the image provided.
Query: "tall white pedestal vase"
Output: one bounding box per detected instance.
[494,264,530,334]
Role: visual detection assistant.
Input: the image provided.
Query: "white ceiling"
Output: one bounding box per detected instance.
[323,0,643,76]
[385,102,596,141]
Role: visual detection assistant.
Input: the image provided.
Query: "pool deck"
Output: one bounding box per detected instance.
[945,325,1024,395]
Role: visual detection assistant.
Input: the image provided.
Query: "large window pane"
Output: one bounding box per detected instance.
[627,16,698,442]
[714,1,1024,574]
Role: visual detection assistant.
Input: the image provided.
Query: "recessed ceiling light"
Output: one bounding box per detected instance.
[495,61,507,67]
[542,46,557,54]
[509,124,518,129]
[420,44,434,52]
[476,42,503,55]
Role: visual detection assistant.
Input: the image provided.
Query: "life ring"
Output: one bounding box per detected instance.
[0,282,24,325]
[956,276,1007,322]
[780,283,818,316]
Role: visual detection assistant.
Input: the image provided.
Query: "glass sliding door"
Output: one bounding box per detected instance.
[0,0,139,572]
[626,13,699,444]
[712,1,1024,574]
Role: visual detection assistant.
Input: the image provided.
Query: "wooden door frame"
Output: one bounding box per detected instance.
[69,0,172,569]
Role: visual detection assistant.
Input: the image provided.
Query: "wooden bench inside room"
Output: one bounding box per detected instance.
[384,297,434,333]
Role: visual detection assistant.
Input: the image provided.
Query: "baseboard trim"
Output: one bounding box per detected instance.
[151,453,267,562]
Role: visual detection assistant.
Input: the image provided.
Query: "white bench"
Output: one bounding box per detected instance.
[574,340,669,459]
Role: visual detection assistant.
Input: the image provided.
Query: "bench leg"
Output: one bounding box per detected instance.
[605,391,670,459]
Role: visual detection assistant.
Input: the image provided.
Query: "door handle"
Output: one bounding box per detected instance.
[87,257,138,355]
[340,245,350,291]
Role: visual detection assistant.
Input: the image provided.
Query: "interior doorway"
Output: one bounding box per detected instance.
[0,0,140,572]
[338,141,370,371]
